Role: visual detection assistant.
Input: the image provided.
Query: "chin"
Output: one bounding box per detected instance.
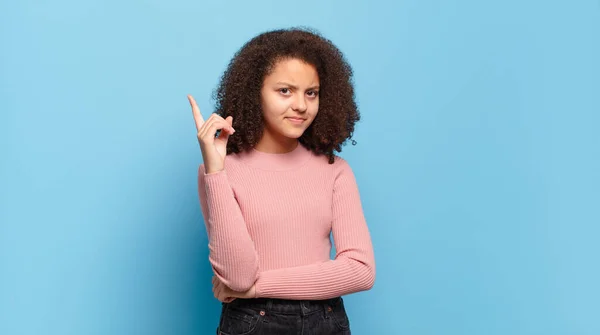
[282,129,306,139]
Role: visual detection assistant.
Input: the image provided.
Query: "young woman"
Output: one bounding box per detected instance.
[188,27,375,335]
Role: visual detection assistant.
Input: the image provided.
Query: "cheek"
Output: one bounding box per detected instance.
[263,94,287,110]
[262,95,289,118]
[309,100,319,118]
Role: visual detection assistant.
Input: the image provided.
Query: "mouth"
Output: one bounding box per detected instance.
[286,117,306,125]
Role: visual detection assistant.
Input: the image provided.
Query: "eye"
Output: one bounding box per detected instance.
[279,88,291,95]
[307,90,319,97]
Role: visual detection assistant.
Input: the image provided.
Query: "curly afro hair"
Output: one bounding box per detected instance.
[212,27,359,164]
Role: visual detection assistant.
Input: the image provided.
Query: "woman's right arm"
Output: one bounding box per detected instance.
[188,94,258,292]
[198,164,259,292]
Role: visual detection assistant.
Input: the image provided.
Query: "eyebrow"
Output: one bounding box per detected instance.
[275,82,320,90]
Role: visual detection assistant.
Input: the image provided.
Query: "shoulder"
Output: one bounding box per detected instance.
[331,154,354,174]
[326,155,362,193]
[332,154,350,167]
[308,152,355,180]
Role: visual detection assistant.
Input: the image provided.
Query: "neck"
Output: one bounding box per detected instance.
[254,133,299,154]
[236,141,312,171]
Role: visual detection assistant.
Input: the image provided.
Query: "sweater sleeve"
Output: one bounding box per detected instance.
[253,160,375,300]
[197,164,259,292]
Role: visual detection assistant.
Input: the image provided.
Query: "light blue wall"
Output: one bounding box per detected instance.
[1,1,599,334]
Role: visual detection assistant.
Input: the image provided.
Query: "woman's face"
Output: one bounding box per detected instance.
[259,58,320,148]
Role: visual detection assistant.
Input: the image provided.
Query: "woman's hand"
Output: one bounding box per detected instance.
[212,275,256,303]
[188,94,235,174]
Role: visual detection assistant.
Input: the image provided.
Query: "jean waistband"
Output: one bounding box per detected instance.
[226,296,342,315]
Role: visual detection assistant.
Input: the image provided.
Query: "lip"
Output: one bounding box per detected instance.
[286,117,306,125]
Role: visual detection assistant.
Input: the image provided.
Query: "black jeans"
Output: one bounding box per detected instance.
[216,296,351,335]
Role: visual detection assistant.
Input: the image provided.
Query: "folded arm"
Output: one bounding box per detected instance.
[253,160,375,300]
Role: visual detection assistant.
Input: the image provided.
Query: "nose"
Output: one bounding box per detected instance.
[291,94,307,112]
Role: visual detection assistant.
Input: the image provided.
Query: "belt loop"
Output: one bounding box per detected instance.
[266,299,273,311]
[323,302,330,318]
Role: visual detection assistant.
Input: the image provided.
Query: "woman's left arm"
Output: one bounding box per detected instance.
[251,159,375,300]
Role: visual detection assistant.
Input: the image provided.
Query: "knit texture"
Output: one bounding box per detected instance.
[197,143,375,300]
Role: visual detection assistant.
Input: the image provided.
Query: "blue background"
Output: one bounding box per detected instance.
[1,0,599,334]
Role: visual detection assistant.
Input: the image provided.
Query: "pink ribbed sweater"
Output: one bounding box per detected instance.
[197,143,375,300]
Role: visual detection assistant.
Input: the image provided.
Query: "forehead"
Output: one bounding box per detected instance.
[264,58,319,84]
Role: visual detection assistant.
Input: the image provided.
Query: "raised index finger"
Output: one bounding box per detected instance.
[187,94,204,131]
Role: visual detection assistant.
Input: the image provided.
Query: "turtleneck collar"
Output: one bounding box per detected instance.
[235,142,313,171]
